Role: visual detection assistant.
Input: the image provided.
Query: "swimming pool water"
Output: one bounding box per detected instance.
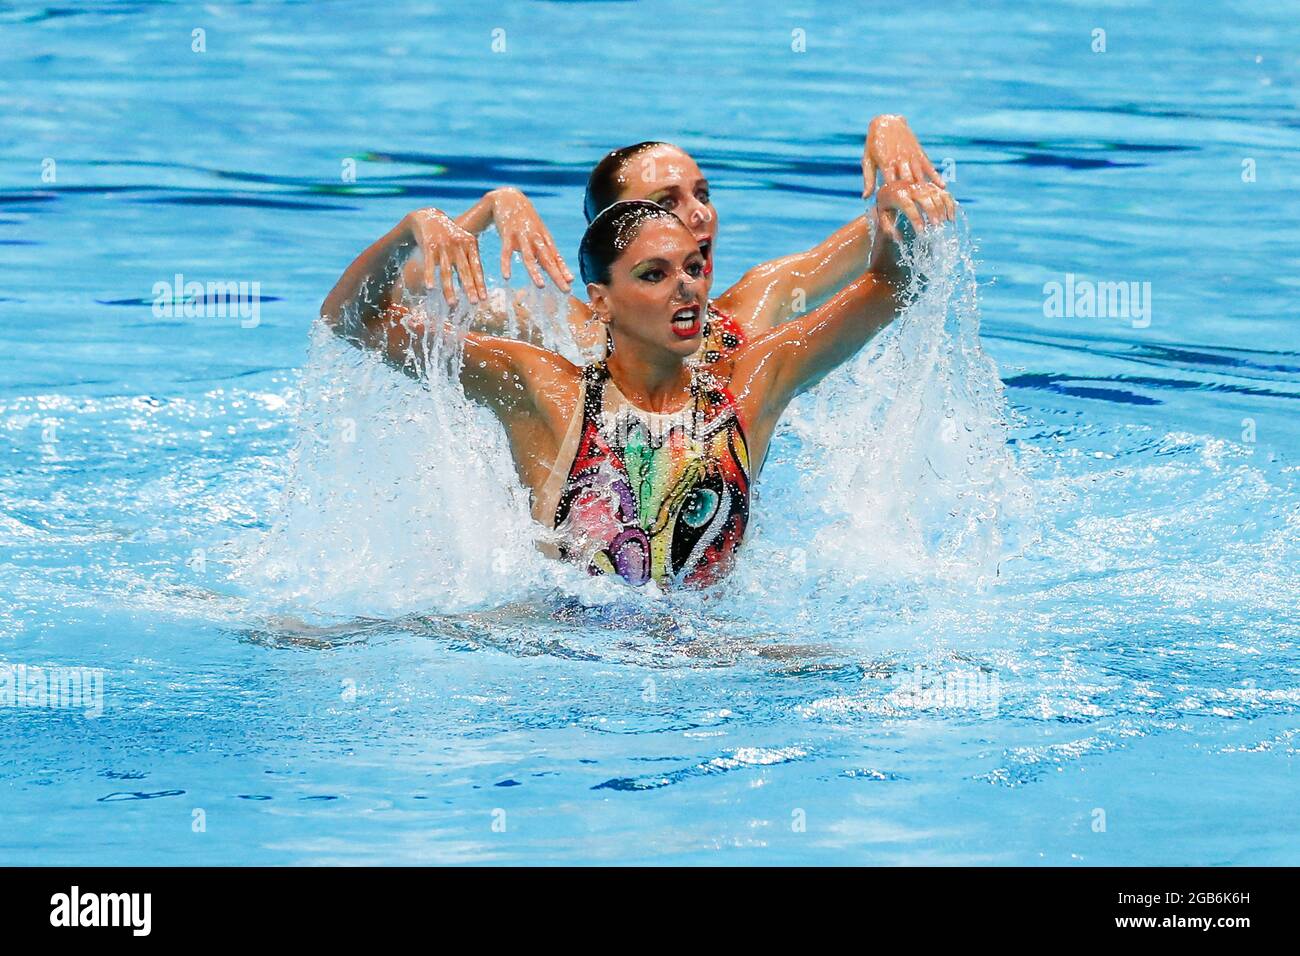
[1,1,1298,864]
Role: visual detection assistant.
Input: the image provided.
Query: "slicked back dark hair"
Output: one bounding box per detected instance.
[583,141,667,222]
[578,200,683,286]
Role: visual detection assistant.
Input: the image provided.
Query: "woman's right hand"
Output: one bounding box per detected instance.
[868,181,956,279]
[489,187,573,292]
[403,207,489,306]
[873,180,956,241]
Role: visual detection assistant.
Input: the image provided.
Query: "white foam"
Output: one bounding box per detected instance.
[735,217,1036,597]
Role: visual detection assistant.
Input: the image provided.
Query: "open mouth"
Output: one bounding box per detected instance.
[671,305,703,339]
[697,238,713,275]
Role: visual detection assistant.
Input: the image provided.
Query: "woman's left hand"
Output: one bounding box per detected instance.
[490,188,574,292]
[862,114,945,199]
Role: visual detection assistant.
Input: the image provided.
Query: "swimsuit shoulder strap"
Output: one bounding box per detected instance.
[530,362,605,527]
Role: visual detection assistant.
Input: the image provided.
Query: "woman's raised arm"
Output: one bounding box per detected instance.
[320,207,488,346]
[730,181,953,425]
[715,115,951,337]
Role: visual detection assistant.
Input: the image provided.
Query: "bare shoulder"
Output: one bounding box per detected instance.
[459,331,581,420]
[564,295,604,356]
[500,335,585,421]
[478,334,582,385]
[567,295,593,324]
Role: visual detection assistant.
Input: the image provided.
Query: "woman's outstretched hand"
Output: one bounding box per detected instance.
[490,187,573,292]
[873,180,956,241]
[861,114,945,199]
[405,207,489,306]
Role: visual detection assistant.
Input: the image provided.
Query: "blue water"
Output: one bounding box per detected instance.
[2,1,1298,865]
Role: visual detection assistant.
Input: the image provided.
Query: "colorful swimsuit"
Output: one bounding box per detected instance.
[532,350,752,589]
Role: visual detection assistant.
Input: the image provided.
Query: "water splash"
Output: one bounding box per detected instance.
[237,218,1031,617]
[743,217,1035,594]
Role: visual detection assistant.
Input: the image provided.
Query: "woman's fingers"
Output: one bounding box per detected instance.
[534,238,570,291]
[920,151,945,188]
[500,226,545,288]
[457,237,487,302]
[452,244,481,304]
[918,183,955,222]
[501,228,571,291]
[436,249,457,305]
[543,234,574,286]
[423,243,437,293]
[470,243,489,302]
[876,181,957,234]
[914,188,943,226]
[519,240,546,288]
[409,213,487,304]
[861,153,878,198]
[891,190,925,233]
[450,245,474,304]
[500,237,515,282]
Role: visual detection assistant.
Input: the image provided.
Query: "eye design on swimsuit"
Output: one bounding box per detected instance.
[681,487,719,528]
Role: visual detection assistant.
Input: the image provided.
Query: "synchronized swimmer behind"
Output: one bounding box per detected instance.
[321,118,955,588]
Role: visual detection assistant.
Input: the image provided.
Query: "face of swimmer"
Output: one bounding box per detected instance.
[613,145,717,277]
[587,216,713,360]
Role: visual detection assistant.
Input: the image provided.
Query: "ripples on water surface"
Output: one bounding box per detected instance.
[1,1,1298,864]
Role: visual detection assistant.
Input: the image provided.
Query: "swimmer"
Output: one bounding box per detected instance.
[321,180,955,589]
[351,115,949,362]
